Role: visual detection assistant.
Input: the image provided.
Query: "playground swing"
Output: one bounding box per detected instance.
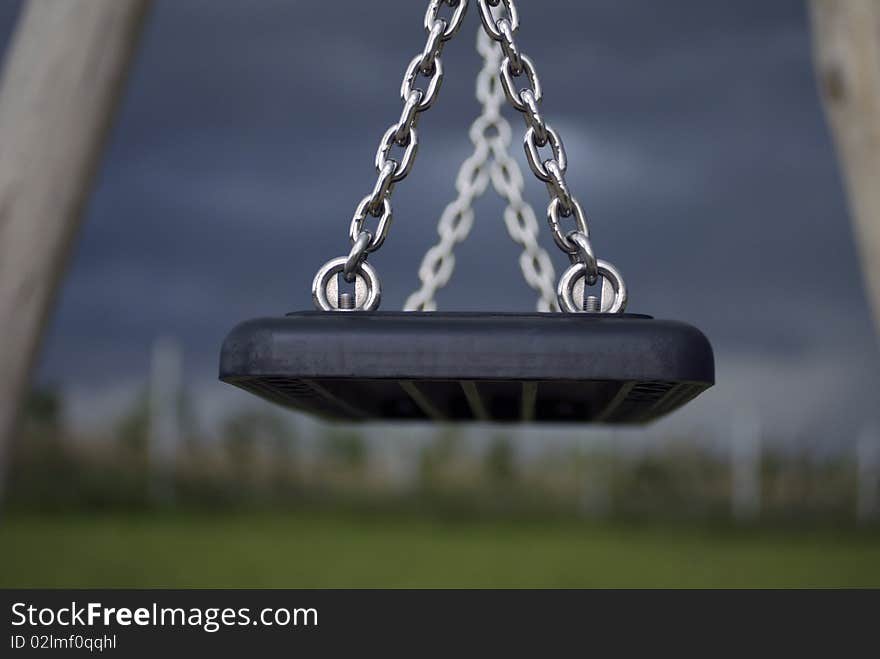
[219,0,714,423]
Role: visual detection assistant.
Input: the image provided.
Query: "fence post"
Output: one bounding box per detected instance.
[149,337,182,501]
[731,411,762,521]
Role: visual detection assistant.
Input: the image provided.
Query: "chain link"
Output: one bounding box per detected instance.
[477,0,518,41]
[314,1,470,311]
[405,28,558,312]
[499,54,541,112]
[349,195,392,254]
[425,0,470,41]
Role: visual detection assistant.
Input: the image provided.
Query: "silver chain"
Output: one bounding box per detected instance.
[313,0,627,313]
[476,0,627,313]
[312,0,469,311]
[405,29,558,312]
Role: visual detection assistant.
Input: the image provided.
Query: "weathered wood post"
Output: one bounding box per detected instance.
[810,0,880,338]
[0,0,151,490]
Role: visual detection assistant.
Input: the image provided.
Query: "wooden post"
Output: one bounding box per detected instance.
[810,0,880,338]
[0,1,151,486]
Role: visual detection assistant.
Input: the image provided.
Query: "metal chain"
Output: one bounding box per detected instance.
[313,0,470,311]
[313,0,626,313]
[476,0,627,313]
[405,29,558,312]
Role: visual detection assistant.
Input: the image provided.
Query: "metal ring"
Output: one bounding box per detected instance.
[557,259,627,314]
[425,0,469,42]
[313,257,381,312]
[376,124,418,183]
[478,0,519,41]
[350,195,392,252]
[547,197,589,253]
[524,124,565,182]
[343,231,373,283]
[500,54,541,112]
[401,55,444,112]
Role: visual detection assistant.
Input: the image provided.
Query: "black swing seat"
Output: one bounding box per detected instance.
[219,312,714,424]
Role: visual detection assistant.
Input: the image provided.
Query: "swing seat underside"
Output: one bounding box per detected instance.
[219,312,714,424]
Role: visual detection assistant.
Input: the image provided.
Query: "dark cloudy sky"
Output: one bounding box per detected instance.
[3,1,878,445]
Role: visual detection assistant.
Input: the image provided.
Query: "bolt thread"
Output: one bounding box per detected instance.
[338,292,356,310]
[584,295,600,313]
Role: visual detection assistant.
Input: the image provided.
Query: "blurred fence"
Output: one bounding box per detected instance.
[5,385,877,527]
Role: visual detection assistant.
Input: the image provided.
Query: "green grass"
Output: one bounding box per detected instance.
[1,511,879,587]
